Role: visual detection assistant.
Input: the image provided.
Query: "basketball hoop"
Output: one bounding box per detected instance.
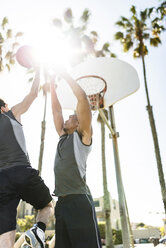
[76,75,107,110]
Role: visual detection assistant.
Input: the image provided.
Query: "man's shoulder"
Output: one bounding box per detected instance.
[74,130,92,146]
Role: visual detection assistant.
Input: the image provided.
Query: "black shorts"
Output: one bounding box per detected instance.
[55,194,102,248]
[0,165,52,235]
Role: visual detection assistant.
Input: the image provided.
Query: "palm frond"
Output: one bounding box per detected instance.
[142,44,148,55]
[0,62,4,71]
[5,51,12,59]
[110,52,116,58]
[150,37,161,46]
[15,32,23,38]
[121,16,130,23]
[114,31,124,40]
[81,9,91,23]
[102,42,110,52]
[125,22,133,29]
[148,7,154,17]
[0,32,4,43]
[123,41,133,52]
[140,9,148,22]
[6,29,12,39]
[9,58,15,65]
[143,33,150,40]
[115,21,125,28]
[1,17,8,29]
[133,47,141,58]
[64,8,73,23]
[5,63,10,71]
[91,31,98,37]
[130,6,136,15]
[152,17,160,24]
[161,1,166,8]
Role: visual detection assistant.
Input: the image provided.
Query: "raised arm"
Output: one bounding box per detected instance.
[11,68,40,122]
[50,77,65,137]
[60,71,92,144]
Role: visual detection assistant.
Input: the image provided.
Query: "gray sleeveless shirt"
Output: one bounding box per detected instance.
[54,131,92,196]
[0,110,30,168]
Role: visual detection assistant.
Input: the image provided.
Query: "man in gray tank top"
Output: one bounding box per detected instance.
[50,68,102,248]
[0,67,53,248]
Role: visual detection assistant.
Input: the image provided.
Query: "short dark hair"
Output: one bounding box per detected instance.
[0,99,6,113]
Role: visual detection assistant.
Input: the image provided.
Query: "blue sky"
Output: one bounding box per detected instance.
[0,0,166,226]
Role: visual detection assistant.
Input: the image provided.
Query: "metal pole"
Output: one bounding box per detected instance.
[98,109,115,136]
[108,106,130,248]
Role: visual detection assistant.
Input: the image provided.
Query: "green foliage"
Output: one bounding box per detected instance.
[1,17,8,29]
[157,1,166,20]
[133,44,148,58]
[81,9,91,23]
[98,222,106,239]
[91,31,98,37]
[45,233,55,248]
[130,6,136,15]
[52,8,116,66]
[136,222,146,228]
[116,21,125,28]
[143,33,150,39]
[115,4,165,58]
[0,16,23,72]
[102,42,110,52]
[123,40,133,52]
[110,52,116,58]
[64,8,73,23]
[17,215,35,232]
[112,229,122,245]
[115,31,124,40]
[98,222,122,244]
[150,37,161,46]
[15,232,22,242]
[160,226,165,236]
[148,7,154,18]
[140,9,148,22]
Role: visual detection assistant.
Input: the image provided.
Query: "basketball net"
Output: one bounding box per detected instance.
[76,75,107,110]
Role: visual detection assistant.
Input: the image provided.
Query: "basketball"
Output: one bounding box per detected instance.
[16,45,37,68]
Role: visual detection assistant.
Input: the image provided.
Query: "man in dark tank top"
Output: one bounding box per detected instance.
[50,68,102,248]
[0,68,53,248]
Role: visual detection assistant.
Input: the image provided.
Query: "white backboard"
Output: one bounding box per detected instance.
[57,57,140,110]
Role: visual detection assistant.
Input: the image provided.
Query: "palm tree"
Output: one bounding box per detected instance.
[115,5,166,213]
[53,8,115,66]
[0,17,23,72]
[38,79,50,175]
[97,110,114,248]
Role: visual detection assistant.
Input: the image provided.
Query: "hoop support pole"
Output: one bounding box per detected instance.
[98,109,115,136]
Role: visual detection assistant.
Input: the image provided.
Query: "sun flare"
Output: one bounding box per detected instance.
[26,24,81,71]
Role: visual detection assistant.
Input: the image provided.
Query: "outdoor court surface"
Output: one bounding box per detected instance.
[103,244,166,248]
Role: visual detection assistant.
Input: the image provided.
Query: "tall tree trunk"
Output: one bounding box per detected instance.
[141,55,166,213]
[100,121,114,248]
[124,193,134,248]
[38,93,47,175]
